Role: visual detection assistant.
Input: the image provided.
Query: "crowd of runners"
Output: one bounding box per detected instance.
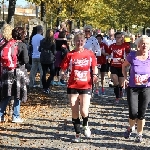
[0,22,150,144]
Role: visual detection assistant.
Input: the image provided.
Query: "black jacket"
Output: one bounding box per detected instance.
[39,38,56,64]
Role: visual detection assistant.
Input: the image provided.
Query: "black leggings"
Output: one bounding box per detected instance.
[127,87,150,120]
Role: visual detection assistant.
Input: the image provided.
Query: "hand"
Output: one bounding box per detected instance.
[93,74,99,83]
[62,44,67,48]
[108,58,111,63]
[124,79,129,88]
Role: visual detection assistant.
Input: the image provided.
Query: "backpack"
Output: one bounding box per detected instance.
[1,39,18,70]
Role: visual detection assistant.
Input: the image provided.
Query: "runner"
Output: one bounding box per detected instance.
[95,34,109,95]
[83,25,101,55]
[103,28,116,87]
[60,32,98,142]
[122,35,150,143]
[108,32,126,103]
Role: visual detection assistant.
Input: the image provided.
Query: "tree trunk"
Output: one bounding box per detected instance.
[7,0,16,24]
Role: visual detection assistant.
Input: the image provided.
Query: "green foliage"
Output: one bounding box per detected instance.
[25,0,150,31]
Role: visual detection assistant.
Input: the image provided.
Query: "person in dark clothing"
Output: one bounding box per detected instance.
[28,27,37,65]
[55,31,69,85]
[0,26,29,123]
[39,29,56,93]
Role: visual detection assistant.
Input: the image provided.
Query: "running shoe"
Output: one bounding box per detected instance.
[73,134,82,143]
[43,88,50,94]
[115,98,119,104]
[124,128,132,139]
[135,134,143,143]
[51,81,57,86]
[94,89,99,95]
[83,126,91,138]
[12,117,24,123]
[57,82,65,86]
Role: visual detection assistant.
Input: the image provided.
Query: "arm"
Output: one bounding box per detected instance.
[94,38,101,56]
[122,60,130,80]
[51,43,57,55]
[20,43,29,64]
[38,40,43,52]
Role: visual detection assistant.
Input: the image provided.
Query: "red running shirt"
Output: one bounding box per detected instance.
[108,43,126,68]
[96,42,109,65]
[61,49,97,89]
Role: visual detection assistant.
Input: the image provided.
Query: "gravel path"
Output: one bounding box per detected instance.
[0,81,150,150]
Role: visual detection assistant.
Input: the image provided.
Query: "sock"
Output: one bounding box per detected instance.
[114,85,120,98]
[72,118,81,134]
[82,116,89,126]
[131,125,135,131]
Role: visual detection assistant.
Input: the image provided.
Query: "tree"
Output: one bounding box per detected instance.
[7,0,16,24]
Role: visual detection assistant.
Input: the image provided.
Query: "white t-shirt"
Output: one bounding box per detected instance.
[84,36,101,56]
[103,37,116,47]
[32,34,44,58]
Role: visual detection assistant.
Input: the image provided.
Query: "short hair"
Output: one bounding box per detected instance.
[74,32,85,42]
[36,25,43,32]
[58,31,66,38]
[2,24,13,41]
[114,31,122,38]
[12,27,25,40]
[135,35,150,46]
[96,34,103,40]
[84,25,92,31]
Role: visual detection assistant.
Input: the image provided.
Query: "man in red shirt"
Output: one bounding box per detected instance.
[108,32,127,103]
[96,34,109,95]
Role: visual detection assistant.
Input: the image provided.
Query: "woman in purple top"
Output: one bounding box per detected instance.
[122,35,150,143]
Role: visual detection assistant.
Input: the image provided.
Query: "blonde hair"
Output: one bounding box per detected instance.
[2,24,13,41]
[74,32,85,43]
[135,35,150,47]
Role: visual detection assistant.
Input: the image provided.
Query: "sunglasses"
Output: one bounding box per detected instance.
[85,30,90,33]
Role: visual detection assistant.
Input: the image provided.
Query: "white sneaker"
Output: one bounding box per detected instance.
[73,134,82,143]
[83,126,91,138]
[12,117,24,123]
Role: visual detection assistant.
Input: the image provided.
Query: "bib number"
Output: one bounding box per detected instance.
[112,58,121,64]
[74,70,88,81]
[135,74,149,85]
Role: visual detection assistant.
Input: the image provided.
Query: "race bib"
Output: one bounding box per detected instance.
[135,74,149,85]
[112,58,121,64]
[74,70,88,81]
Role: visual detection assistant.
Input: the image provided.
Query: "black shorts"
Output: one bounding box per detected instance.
[106,60,110,72]
[99,64,107,72]
[67,88,91,95]
[110,66,124,77]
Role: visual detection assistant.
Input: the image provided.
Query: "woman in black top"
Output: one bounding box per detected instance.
[39,29,56,93]
[54,31,69,85]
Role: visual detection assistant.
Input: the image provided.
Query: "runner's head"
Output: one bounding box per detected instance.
[109,28,115,37]
[130,34,135,43]
[96,34,103,44]
[135,35,150,52]
[84,25,92,38]
[115,32,122,45]
[74,32,85,50]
